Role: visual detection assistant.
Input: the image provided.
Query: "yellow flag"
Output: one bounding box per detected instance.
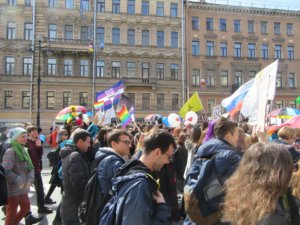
[179,92,203,117]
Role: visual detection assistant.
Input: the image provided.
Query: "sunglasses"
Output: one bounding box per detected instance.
[62,133,68,136]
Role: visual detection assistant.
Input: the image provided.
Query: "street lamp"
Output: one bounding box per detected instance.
[29,39,51,128]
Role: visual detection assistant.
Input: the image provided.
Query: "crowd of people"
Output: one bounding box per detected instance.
[1,116,300,225]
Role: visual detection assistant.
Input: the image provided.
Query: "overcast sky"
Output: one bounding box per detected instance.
[194,0,300,11]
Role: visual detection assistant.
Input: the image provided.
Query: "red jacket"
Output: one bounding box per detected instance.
[26,139,43,174]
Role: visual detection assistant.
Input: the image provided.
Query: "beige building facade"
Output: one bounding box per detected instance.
[186,2,300,117]
[0,0,183,129]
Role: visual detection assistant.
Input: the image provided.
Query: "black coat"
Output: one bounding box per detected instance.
[0,164,7,206]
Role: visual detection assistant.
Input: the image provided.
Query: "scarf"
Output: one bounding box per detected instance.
[10,140,34,170]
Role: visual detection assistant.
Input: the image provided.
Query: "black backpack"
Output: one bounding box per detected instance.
[78,156,113,225]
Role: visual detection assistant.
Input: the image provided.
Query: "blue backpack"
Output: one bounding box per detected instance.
[184,154,223,225]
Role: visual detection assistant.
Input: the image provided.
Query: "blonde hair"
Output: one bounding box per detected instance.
[222,143,293,225]
[291,161,300,199]
[278,126,296,140]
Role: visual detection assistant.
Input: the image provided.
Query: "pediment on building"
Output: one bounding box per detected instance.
[203,32,217,39]
[231,34,245,40]
[247,35,259,41]
[272,36,285,43]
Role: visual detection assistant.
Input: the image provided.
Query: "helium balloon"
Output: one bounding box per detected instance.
[162,117,170,127]
[185,111,198,125]
[168,113,181,128]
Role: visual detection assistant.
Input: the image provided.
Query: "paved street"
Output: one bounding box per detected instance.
[0,146,183,225]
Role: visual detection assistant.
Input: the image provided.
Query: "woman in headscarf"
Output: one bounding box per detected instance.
[2,127,43,225]
[223,142,300,225]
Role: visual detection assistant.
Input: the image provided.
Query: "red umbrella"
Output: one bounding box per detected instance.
[281,115,300,128]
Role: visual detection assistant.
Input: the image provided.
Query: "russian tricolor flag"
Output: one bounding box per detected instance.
[221,79,254,116]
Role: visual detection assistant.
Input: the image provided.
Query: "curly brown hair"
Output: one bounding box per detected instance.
[222,142,293,225]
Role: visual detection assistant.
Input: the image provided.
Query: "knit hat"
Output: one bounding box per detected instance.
[10,127,27,140]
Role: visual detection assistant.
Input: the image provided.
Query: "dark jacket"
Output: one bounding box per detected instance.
[196,138,241,185]
[60,144,91,222]
[95,147,126,196]
[26,139,43,174]
[173,144,188,181]
[272,139,300,163]
[0,164,7,206]
[99,159,171,225]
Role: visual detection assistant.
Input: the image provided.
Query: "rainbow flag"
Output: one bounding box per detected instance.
[94,100,104,111]
[117,105,132,128]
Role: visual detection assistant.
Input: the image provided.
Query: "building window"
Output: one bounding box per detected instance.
[157,93,164,110]
[141,1,149,16]
[206,41,214,56]
[275,45,282,59]
[5,57,15,75]
[4,91,13,109]
[261,44,268,59]
[47,58,56,76]
[276,73,282,88]
[96,60,104,78]
[220,42,227,57]
[156,2,164,16]
[22,91,30,109]
[7,22,16,39]
[274,22,280,35]
[220,18,226,31]
[112,28,120,45]
[127,62,135,78]
[249,71,256,79]
[24,23,33,40]
[112,0,120,13]
[206,18,213,31]
[142,93,150,110]
[288,73,296,88]
[112,61,120,78]
[127,0,135,14]
[96,0,105,12]
[48,24,57,41]
[171,64,178,80]
[48,0,57,8]
[276,100,283,108]
[65,0,74,8]
[192,17,199,30]
[192,40,200,56]
[289,100,296,108]
[287,23,293,36]
[81,0,89,11]
[46,91,55,109]
[234,20,241,32]
[142,30,149,46]
[8,0,16,5]
[248,43,256,58]
[234,42,242,57]
[157,31,164,48]
[208,99,216,116]
[192,69,200,86]
[25,0,31,7]
[170,3,177,17]
[221,70,228,86]
[64,59,72,76]
[172,94,179,110]
[156,63,164,80]
[261,21,268,34]
[64,25,73,40]
[248,20,254,33]
[171,32,178,48]
[127,93,135,107]
[288,46,294,60]
[207,70,215,86]
[23,57,32,76]
[96,27,105,46]
[234,71,242,86]
[79,92,88,107]
[80,59,89,77]
[142,62,149,79]
[127,29,135,46]
[63,92,72,108]
[80,26,89,41]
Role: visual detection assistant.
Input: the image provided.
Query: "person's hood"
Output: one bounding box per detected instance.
[94,147,123,162]
[111,159,158,193]
[59,143,76,159]
[197,138,235,158]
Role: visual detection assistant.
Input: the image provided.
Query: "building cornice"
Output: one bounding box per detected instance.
[187,2,300,17]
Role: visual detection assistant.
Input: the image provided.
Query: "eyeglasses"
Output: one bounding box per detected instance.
[118,140,131,145]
